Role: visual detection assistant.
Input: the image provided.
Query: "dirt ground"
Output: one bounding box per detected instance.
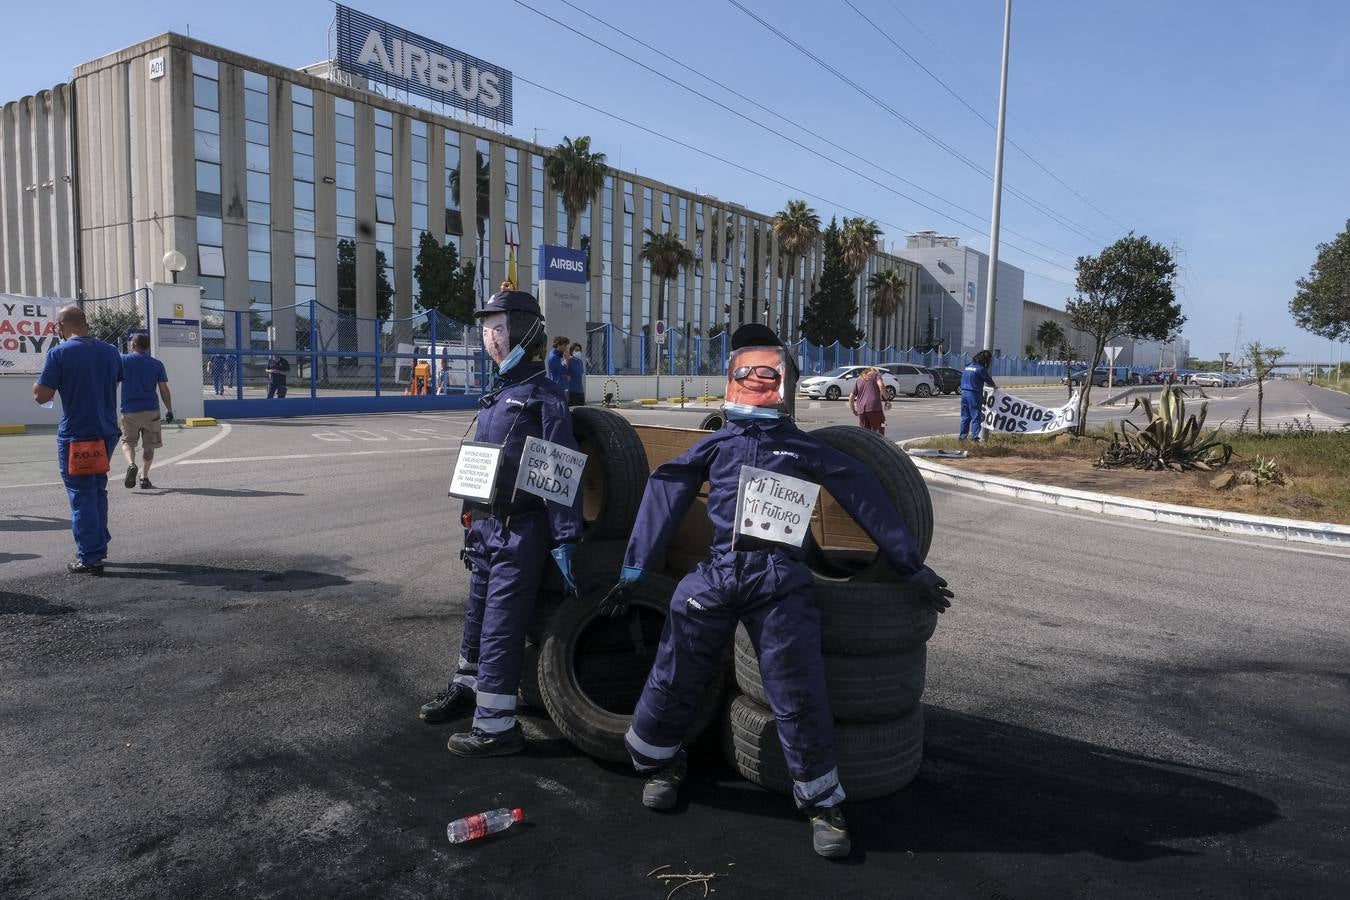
[943,454,1350,524]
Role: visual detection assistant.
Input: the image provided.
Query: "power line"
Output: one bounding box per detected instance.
[510,0,1078,268]
[727,0,1112,247]
[843,0,1133,234]
[510,69,1078,288]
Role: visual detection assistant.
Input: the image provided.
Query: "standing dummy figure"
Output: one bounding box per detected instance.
[421,284,583,758]
[599,324,953,859]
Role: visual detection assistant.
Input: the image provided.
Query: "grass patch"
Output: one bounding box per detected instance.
[910,428,1113,460]
[1313,378,1350,395]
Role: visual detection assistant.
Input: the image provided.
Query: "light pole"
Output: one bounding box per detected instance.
[982,0,1012,354]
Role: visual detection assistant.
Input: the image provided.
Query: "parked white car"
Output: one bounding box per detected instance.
[798,366,906,401]
[876,363,939,398]
[1188,372,1226,387]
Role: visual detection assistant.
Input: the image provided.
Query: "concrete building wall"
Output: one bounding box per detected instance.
[899,233,1024,356]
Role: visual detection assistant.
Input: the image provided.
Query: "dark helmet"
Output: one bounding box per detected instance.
[476,284,546,361]
[973,349,993,367]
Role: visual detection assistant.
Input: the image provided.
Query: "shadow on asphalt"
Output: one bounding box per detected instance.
[99,562,351,592]
[0,591,75,616]
[155,488,305,498]
[0,515,70,533]
[852,707,1275,862]
[0,553,42,565]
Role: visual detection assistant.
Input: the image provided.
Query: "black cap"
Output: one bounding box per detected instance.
[730,323,784,350]
[474,288,542,319]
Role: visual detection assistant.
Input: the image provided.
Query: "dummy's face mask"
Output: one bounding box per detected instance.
[482,313,511,364]
[726,347,787,408]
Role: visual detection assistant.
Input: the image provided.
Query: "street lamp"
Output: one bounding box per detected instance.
[982,0,1012,353]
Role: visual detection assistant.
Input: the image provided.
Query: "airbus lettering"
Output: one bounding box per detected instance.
[357,30,501,108]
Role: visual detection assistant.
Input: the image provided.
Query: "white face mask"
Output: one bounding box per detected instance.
[725,401,781,420]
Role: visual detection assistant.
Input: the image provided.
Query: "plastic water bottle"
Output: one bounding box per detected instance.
[446,807,523,844]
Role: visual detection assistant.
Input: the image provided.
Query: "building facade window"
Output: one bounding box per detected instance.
[192,56,224,308]
[334,97,357,335]
[444,128,461,258]
[601,175,613,324]
[243,70,271,345]
[411,120,428,248]
[474,137,490,302]
[530,155,543,296]
[622,182,634,332]
[292,84,316,308]
[504,146,518,283]
[373,108,395,316]
[642,187,652,325]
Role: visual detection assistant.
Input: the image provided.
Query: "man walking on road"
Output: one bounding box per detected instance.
[32,305,124,575]
[265,352,290,399]
[959,350,998,443]
[119,334,174,490]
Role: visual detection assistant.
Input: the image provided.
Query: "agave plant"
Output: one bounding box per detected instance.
[1096,386,1232,471]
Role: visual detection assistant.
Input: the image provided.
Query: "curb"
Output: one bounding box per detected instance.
[0,424,27,435]
[899,438,1350,549]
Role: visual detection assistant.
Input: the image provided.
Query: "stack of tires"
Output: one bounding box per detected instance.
[723,426,938,800]
[523,409,725,762]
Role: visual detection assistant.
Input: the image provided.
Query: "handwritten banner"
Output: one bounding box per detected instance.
[980,388,1080,435]
[1,295,65,375]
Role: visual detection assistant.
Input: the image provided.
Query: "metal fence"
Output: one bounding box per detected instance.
[201,300,490,400]
[79,287,151,350]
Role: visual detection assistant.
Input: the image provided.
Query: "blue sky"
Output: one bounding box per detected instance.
[4,0,1348,361]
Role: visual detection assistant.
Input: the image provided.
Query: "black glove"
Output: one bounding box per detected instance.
[164,411,175,424]
[597,567,643,618]
[907,566,953,614]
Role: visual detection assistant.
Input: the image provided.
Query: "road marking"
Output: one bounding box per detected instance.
[0,480,65,489]
[156,422,233,466]
[930,484,1350,560]
[175,445,455,465]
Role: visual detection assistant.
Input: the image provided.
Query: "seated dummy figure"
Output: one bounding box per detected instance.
[598,323,953,859]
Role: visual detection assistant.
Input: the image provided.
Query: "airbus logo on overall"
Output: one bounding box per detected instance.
[357,30,502,107]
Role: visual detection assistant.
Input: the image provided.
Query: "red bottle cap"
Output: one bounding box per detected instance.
[511,808,524,822]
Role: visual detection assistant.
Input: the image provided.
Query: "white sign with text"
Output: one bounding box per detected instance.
[980,388,1080,435]
[734,466,821,548]
[448,441,504,502]
[514,437,587,506]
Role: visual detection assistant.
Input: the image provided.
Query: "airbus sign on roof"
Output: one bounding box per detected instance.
[334,4,513,125]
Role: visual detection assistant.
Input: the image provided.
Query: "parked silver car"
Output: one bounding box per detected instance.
[876,363,939,397]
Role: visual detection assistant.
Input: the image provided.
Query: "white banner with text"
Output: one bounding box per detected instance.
[980,388,1079,435]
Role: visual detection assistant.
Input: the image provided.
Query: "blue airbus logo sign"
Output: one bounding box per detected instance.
[335,4,513,125]
[539,245,588,285]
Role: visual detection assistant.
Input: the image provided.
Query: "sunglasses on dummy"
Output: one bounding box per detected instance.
[731,365,782,381]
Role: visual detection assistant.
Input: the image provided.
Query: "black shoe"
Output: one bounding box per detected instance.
[139,478,154,489]
[124,465,138,488]
[419,684,474,724]
[66,560,104,576]
[446,724,526,757]
[809,806,852,859]
[642,750,688,810]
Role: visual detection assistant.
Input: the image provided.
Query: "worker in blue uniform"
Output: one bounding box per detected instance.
[599,323,953,860]
[959,349,998,442]
[420,283,583,758]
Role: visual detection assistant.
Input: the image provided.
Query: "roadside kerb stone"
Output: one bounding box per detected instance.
[898,436,1350,548]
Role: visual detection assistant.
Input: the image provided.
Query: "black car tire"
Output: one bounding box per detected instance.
[572,408,649,539]
[724,694,924,801]
[825,385,841,401]
[801,426,933,581]
[885,385,897,401]
[915,383,932,398]
[813,578,939,653]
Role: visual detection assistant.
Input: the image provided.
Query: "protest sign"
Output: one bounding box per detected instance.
[448,442,504,502]
[733,465,821,548]
[0,295,65,375]
[514,437,587,506]
[980,388,1079,435]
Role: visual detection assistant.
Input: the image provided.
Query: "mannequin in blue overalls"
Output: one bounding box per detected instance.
[420,285,583,758]
[599,324,954,859]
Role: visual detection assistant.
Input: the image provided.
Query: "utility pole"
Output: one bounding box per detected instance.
[1231,314,1244,369]
[982,0,1012,354]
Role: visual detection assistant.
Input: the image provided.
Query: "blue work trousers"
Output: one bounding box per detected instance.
[626,549,843,809]
[454,509,549,733]
[959,391,984,441]
[212,370,225,394]
[57,437,117,565]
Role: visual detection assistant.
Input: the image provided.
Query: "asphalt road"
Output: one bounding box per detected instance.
[2,406,1348,898]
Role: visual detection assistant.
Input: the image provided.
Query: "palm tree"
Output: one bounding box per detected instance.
[450,151,492,292]
[544,136,608,250]
[867,268,906,349]
[771,200,820,340]
[1036,319,1066,360]
[640,228,694,324]
[840,217,882,277]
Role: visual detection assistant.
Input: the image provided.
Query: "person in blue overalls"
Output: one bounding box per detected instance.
[420,284,583,758]
[208,352,228,395]
[959,349,998,442]
[599,323,954,859]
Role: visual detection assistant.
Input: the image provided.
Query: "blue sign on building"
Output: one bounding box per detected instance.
[335,5,513,125]
[538,245,588,284]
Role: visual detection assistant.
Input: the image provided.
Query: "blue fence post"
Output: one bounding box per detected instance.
[605,323,614,375]
[233,311,244,400]
[308,300,318,399]
[374,319,382,397]
[429,310,438,394]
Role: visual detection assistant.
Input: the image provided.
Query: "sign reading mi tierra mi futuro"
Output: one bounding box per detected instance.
[335,4,513,125]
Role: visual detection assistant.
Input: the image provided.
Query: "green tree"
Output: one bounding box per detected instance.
[1289,219,1350,341]
[771,200,820,340]
[1244,341,1285,434]
[800,219,864,348]
[1036,319,1065,360]
[840,217,882,277]
[413,231,477,324]
[544,136,608,250]
[640,228,694,325]
[1065,233,1185,434]
[336,238,394,324]
[86,306,143,348]
[866,268,906,348]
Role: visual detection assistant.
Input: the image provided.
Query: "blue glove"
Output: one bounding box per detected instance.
[598,566,644,618]
[551,543,578,595]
